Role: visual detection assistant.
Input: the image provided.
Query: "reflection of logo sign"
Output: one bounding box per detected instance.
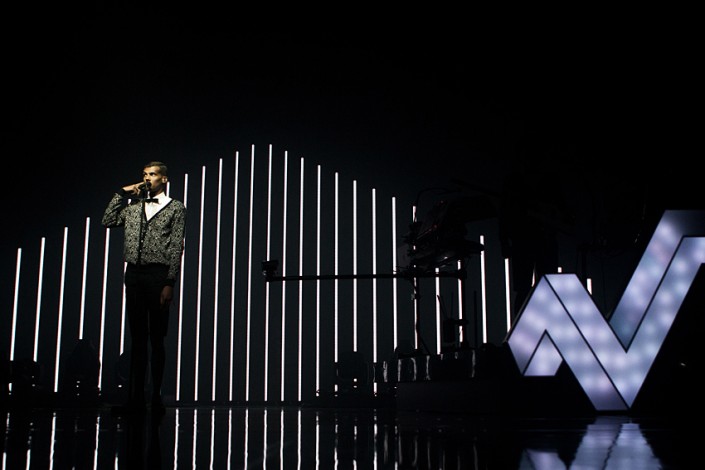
[521,416,661,468]
[507,210,705,410]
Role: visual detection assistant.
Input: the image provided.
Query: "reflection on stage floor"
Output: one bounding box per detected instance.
[0,403,696,469]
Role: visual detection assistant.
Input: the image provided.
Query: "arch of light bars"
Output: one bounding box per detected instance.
[6,144,512,403]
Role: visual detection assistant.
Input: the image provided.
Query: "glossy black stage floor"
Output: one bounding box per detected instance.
[0,389,698,469]
[2,332,701,469]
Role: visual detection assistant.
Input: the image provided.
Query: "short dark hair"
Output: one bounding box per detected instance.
[144,161,168,176]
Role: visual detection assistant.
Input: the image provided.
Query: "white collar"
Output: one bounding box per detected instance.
[150,192,172,204]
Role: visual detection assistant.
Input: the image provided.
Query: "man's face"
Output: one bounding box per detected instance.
[143,166,168,193]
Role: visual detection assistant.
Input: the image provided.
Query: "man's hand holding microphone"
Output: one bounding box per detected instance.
[122,180,151,197]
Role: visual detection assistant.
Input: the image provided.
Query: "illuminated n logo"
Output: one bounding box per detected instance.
[507,210,705,410]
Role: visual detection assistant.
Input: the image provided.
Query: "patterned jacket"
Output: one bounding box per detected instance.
[101,192,187,285]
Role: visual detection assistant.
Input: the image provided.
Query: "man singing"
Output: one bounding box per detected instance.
[102,161,186,415]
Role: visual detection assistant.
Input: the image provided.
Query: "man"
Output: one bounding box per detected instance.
[102,161,186,414]
[499,152,574,318]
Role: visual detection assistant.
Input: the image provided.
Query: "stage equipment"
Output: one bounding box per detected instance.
[62,339,100,403]
[262,193,494,359]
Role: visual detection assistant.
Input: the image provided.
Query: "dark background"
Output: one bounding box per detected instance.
[2,5,701,278]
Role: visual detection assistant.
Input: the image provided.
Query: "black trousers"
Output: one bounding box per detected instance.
[124,263,170,405]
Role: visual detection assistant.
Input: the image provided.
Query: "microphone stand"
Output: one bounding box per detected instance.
[135,184,156,266]
[137,184,158,204]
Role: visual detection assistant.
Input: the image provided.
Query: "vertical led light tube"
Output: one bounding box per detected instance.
[193,165,206,402]
[371,188,378,393]
[228,153,240,401]
[352,180,358,352]
[32,239,46,362]
[391,197,398,350]
[211,158,224,402]
[334,173,339,390]
[315,165,322,395]
[98,229,110,390]
[504,257,512,332]
[263,147,273,402]
[176,173,189,402]
[412,206,419,350]
[297,156,305,402]
[480,235,488,344]
[10,249,22,366]
[78,217,90,339]
[435,268,441,354]
[53,227,69,393]
[279,151,289,402]
[457,259,464,344]
[246,145,256,402]
[120,262,127,354]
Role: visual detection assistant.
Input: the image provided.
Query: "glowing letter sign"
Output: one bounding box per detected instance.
[507,210,705,410]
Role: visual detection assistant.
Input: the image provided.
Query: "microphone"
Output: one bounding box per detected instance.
[138,181,152,190]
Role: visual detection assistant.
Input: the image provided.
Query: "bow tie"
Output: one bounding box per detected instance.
[144,198,159,204]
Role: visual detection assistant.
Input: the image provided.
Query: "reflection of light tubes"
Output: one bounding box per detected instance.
[372,188,378,393]
[211,158,224,402]
[50,416,57,470]
[315,166,322,395]
[176,173,189,401]
[298,156,305,402]
[194,165,206,402]
[192,409,198,469]
[34,240,46,361]
[244,409,250,469]
[92,416,100,469]
[504,257,512,332]
[353,180,358,351]
[297,409,303,468]
[316,410,321,468]
[54,227,69,393]
[279,410,284,466]
[209,409,216,468]
[226,409,233,466]
[412,205,418,350]
[263,148,273,402]
[173,410,181,468]
[480,234,487,344]
[392,197,398,350]
[229,153,240,401]
[9,248,22,393]
[98,230,110,389]
[79,217,90,339]
[279,151,289,402]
